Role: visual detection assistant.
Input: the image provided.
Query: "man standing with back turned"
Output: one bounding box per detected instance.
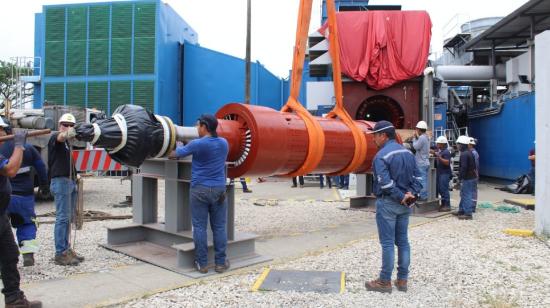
[365,121,422,294]
[170,114,230,274]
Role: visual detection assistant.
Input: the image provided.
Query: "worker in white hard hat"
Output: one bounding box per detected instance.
[412,120,430,200]
[453,135,477,220]
[48,113,84,266]
[434,136,451,212]
[467,138,479,212]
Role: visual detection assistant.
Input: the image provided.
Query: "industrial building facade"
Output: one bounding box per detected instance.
[34,0,198,120]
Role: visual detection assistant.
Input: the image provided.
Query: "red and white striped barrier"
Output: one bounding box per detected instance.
[72,149,126,172]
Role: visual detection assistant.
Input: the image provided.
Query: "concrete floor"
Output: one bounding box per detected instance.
[3,178,532,308]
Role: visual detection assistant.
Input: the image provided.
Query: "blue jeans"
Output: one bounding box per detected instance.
[418,165,429,199]
[376,197,411,281]
[436,173,451,207]
[472,179,478,211]
[459,179,476,215]
[190,185,228,267]
[50,177,77,255]
[339,175,349,189]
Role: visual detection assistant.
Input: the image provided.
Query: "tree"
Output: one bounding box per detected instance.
[0,60,34,109]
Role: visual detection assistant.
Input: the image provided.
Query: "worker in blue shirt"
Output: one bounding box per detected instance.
[365,121,422,294]
[170,114,230,274]
[0,120,42,308]
[0,123,49,267]
[453,136,477,220]
[412,121,430,200]
[434,136,452,212]
[468,138,479,212]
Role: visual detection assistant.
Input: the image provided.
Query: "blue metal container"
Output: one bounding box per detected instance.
[469,93,535,180]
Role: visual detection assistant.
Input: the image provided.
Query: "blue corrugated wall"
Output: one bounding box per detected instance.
[469,93,535,180]
[182,43,283,125]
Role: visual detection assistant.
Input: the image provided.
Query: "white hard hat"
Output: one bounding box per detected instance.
[416,121,428,130]
[436,136,448,144]
[0,117,9,128]
[59,113,76,124]
[457,135,470,145]
[469,137,476,145]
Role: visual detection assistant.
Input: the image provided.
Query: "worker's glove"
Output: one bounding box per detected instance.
[13,130,28,149]
[66,127,77,139]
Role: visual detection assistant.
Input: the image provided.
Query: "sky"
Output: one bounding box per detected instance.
[0,0,529,77]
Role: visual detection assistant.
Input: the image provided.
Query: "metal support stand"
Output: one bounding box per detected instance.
[103,158,270,277]
[413,157,440,214]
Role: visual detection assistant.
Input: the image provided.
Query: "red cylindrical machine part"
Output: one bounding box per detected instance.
[216,103,379,178]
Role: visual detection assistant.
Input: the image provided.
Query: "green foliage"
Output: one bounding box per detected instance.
[0,60,33,105]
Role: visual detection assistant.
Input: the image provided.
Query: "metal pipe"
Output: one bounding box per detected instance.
[174,126,199,143]
[0,129,51,142]
[436,64,506,81]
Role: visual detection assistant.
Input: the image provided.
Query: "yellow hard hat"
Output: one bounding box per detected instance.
[59,113,76,124]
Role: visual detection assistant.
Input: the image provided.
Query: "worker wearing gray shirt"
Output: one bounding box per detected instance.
[413,121,430,200]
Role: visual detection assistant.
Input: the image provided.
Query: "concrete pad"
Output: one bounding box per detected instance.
[253,269,344,294]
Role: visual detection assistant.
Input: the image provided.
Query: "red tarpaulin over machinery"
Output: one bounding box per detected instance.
[320,11,432,90]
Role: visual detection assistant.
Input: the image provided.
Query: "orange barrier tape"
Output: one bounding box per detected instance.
[324,0,367,175]
[281,0,325,177]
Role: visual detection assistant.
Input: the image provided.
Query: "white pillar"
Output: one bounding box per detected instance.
[535,31,550,235]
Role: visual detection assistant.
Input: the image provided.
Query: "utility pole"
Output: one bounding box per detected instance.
[245,0,251,104]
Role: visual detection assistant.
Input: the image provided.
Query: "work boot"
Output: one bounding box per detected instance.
[22,253,35,267]
[394,279,408,292]
[451,211,464,216]
[365,279,392,293]
[5,294,42,308]
[215,260,230,273]
[194,261,208,274]
[458,214,473,220]
[438,206,451,212]
[54,251,80,266]
[68,248,85,262]
[243,189,253,193]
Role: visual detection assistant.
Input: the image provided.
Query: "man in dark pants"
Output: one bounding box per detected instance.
[239,178,252,193]
[434,136,452,212]
[453,136,477,220]
[528,142,535,194]
[319,174,332,189]
[170,114,230,274]
[0,122,49,267]
[365,121,422,294]
[468,138,479,212]
[0,121,41,307]
[291,176,304,188]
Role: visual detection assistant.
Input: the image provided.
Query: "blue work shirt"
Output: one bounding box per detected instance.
[175,136,228,187]
[459,149,477,180]
[435,148,452,175]
[0,141,48,196]
[372,139,422,203]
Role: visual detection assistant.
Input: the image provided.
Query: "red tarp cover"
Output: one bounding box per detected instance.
[319,11,432,90]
